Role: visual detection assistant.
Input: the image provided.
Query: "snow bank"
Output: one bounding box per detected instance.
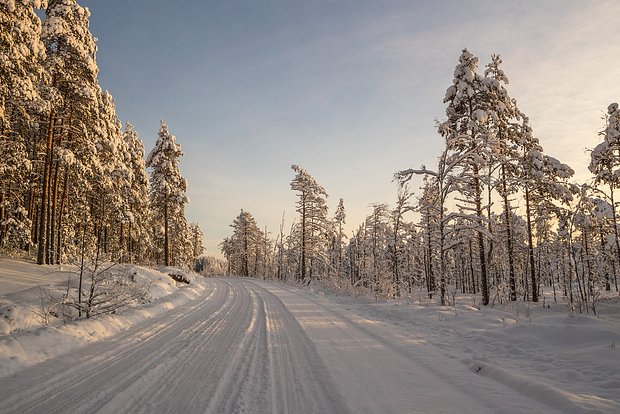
[307,285,620,413]
[0,258,208,377]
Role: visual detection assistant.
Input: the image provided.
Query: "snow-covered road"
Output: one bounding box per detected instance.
[0,278,570,413]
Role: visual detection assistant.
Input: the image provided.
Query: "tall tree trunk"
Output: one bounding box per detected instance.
[300,192,306,282]
[473,164,489,305]
[49,159,61,263]
[524,186,538,301]
[246,222,250,276]
[485,166,494,288]
[425,220,434,298]
[45,173,53,264]
[164,196,169,267]
[609,185,620,289]
[128,221,133,264]
[0,123,6,244]
[393,216,400,298]
[55,169,69,264]
[583,228,594,298]
[0,185,6,245]
[78,209,87,318]
[469,237,476,294]
[601,230,611,291]
[501,165,517,301]
[0,185,5,245]
[118,222,123,263]
[37,109,55,265]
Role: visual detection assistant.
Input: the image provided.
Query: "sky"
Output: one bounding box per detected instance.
[79,0,620,257]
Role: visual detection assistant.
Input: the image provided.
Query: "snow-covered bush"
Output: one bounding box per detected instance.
[58,260,151,319]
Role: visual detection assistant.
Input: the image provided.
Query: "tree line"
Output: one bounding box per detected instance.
[0,0,204,268]
[222,49,619,314]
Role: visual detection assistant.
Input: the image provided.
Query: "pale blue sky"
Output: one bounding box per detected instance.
[81,0,619,256]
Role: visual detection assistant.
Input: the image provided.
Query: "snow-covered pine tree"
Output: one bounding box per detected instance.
[0,0,47,250]
[519,122,575,302]
[417,177,439,298]
[91,89,127,260]
[332,198,347,282]
[146,121,188,267]
[439,48,494,305]
[589,103,620,283]
[347,223,368,289]
[122,123,150,263]
[591,197,616,291]
[391,186,413,297]
[365,203,392,297]
[220,236,233,275]
[571,187,598,311]
[38,0,99,264]
[189,222,205,267]
[221,210,264,277]
[482,54,523,301]
[290,165,329,283]
[171,214,192,266]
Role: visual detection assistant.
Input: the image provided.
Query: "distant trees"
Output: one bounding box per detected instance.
[189,222,205,264]
[221,167,350,286]
[220,50,616,316]
[220,210,266,277]
[0,1,204,270]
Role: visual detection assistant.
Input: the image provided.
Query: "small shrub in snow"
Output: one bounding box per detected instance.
[42,258,152,320]
[33,285,59,326]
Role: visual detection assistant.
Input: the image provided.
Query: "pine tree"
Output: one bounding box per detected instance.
[590,103,620,280]
[365,203,391,296]
[122,122,150,263]
[482,54,523,301]
[440,48,493,305]
[332,198,347,280]
[290,165,329,283]
[189,222,204,266]
[0,0,47,249]
[391,186,413,297]
[221,210,264,277]
[37,0,99,264]
[146,121,188,267]
[417,177,439,298]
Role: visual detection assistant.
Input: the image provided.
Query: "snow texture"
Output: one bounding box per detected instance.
[1,262,618,413]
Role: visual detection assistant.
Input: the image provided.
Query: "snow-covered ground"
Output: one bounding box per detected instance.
[0,260,618,413]
[0,257,207,377]
[290,283,620,413]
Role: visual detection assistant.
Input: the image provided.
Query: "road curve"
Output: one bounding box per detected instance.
[0,278,561,414]
[0,278,348,414]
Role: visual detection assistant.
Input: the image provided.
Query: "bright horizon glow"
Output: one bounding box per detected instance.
[80,0,619,258]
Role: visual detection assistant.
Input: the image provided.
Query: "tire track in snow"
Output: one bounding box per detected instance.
[100,279,247,413]
[0,279,230,413]
[0,278,349,414]
[246,280,350,414]
[255,281,566,414]
[203,280,348,414]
